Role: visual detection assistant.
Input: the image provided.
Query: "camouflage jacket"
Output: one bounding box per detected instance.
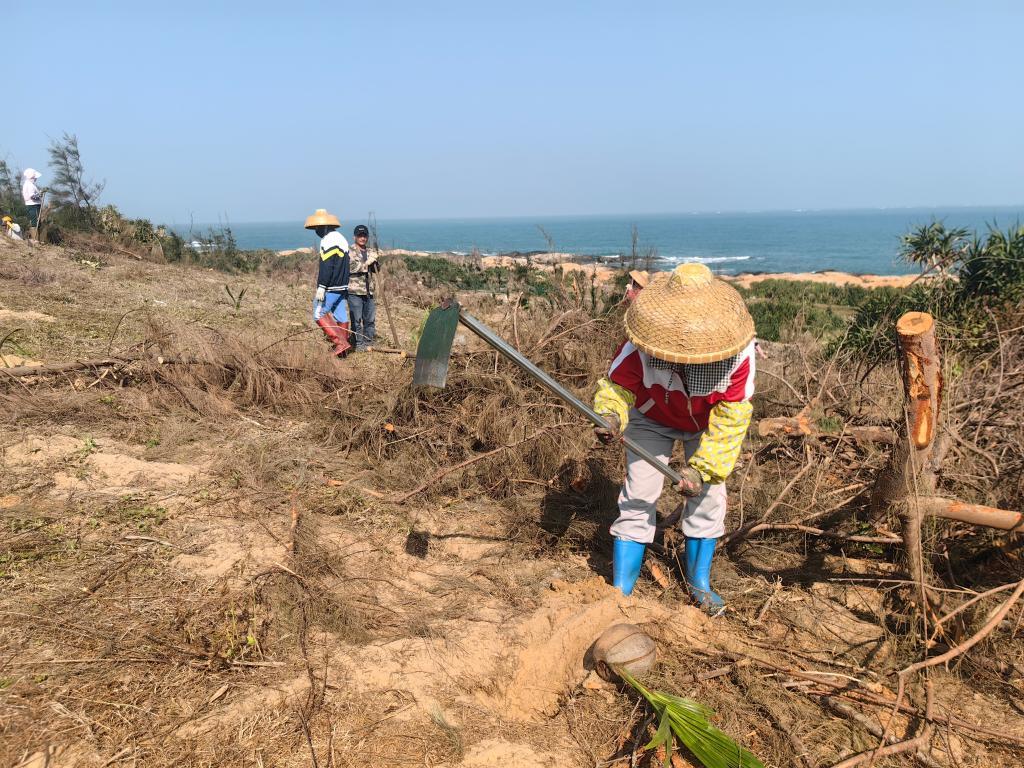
[348,246,380,296]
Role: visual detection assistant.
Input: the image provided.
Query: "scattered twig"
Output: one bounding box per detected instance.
[122,535,179,549]
[829,680,933,768]
[928,580,1021,644]
[901,578,1024,678]
[724,461,814,546]
[394,422,571,504]
[729,522,901,546]
[821,697,944,768]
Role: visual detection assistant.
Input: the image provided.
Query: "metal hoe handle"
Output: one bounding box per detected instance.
[458,311,684,486]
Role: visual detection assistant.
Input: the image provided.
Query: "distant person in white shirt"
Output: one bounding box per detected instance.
[21,168,42,239]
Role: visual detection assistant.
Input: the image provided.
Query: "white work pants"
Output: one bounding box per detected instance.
[609,410,728,543]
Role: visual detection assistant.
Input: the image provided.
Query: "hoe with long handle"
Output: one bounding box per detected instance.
[413,300,684,486]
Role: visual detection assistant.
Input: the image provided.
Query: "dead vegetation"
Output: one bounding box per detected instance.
[1,235,1022,767]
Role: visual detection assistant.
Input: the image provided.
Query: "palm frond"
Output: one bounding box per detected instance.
[620,668,764,768]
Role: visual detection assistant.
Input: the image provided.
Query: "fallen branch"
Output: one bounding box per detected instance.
[724,461,814,547]
[828,725,932,768]
[901,578,1024,678]
[744,655,1024,747]
[821,698,943,768]
[729,523,901,546]
[758,417,895,445]
[916,496,1023,532]
[858,678,934,768]
[928,580,1021,644]
[0,357,136,378]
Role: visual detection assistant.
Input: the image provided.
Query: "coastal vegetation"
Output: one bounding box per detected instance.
[2,159,1023,767]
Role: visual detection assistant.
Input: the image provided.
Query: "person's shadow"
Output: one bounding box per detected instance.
[539,454,621,573]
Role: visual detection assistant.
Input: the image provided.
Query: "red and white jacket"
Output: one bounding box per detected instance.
[604,340,756,432]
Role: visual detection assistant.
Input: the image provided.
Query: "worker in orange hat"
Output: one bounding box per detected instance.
[304,209,352,357]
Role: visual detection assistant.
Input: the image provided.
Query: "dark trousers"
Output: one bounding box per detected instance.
[348,294,376,348]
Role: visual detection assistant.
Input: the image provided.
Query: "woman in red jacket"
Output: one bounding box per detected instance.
[593,263,756,614]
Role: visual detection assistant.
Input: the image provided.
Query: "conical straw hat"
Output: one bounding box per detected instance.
[304,208,341,229]
[624,263,754,364]
[628,269,650,288]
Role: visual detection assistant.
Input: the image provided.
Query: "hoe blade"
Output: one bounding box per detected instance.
[413,301,461,388]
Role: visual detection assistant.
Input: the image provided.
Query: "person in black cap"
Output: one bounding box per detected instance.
[347,224,380,351]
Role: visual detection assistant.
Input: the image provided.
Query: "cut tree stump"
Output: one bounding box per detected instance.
[869,311,1023,615]
[870,312,942,614]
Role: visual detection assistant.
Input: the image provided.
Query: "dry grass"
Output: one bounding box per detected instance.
[2,239,1023,767]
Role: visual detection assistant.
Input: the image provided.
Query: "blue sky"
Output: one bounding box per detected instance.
[6,1,1023,224]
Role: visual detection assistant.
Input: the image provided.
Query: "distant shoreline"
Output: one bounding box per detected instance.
[275,246,920,288]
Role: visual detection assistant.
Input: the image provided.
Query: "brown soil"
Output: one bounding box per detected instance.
[1,236,1020,767]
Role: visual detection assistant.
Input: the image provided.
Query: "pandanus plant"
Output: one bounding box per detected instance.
[618,668,764,768]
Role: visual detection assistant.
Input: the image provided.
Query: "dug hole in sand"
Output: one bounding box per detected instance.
[338,575,708,725]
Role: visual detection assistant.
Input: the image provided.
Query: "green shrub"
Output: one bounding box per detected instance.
[401,254,557,301]
[834,223,1024,363]
[749,298,848,342]
[738,278,872,307]
[0,157,28,225]
[959,224,1024,305]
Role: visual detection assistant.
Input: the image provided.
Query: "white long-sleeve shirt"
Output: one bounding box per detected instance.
[22,178,41,206]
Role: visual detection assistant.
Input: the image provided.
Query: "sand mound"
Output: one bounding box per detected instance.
[487,577,679,721]
[3,434,82,465]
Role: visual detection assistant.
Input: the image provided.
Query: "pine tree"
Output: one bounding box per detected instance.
[47,132,105,228]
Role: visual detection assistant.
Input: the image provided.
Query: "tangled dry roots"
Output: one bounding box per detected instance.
[346,307,623,504]
[142,317,350,417]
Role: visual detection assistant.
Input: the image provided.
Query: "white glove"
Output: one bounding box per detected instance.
[315,286,326,302]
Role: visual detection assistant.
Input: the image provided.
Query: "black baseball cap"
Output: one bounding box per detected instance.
[353,224,369,237]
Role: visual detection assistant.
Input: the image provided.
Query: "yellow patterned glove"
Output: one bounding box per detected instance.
[689,400,753,484]
[593,377,635,431]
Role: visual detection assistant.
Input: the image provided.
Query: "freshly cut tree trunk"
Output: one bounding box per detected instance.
[870,312,942,611]
[869,311,1022,615]
[871,312,942,513]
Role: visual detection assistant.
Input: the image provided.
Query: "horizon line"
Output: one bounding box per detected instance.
[177,203,1024,227]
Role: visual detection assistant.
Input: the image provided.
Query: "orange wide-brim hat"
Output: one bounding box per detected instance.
[304,208,341,230]
[624,263,754,364]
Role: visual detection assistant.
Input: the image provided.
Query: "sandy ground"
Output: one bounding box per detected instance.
[727,270,921,289]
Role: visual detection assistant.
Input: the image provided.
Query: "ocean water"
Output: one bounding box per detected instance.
[194,208,1023,276]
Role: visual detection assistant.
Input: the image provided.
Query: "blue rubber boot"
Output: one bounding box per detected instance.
[612,538,646,596]
[684,537,725,615]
